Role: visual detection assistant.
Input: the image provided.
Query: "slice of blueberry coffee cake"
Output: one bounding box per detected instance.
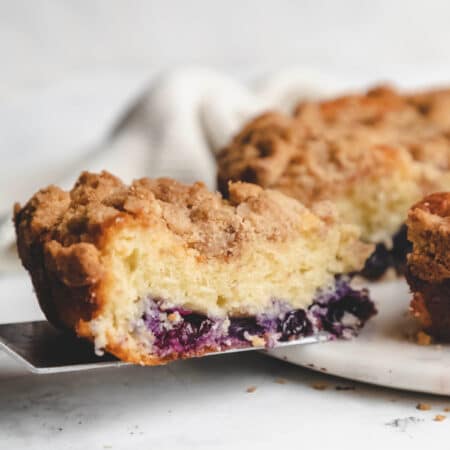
[217,86,450,280]
[406,192,450,340]
[14,171,376,365]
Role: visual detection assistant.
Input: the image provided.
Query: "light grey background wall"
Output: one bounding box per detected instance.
[1,0,450,98]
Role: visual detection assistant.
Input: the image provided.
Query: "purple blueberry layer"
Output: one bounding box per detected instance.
[142,277,376,358]
[360,225,412,280]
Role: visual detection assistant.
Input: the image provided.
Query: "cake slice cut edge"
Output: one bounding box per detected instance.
[14,171,376,365]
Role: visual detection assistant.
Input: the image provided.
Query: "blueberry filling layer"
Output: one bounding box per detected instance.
[360,225,412,280]
[140,277,376,358]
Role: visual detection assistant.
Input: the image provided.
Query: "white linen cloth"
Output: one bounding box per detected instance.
[48,67,337,188]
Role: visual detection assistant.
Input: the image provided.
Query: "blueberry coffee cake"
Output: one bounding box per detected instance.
[14,171,376,365]
[405,192,450,340]
[217,86,450,280]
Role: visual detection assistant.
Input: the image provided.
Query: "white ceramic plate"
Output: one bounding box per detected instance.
[268,279,450,396]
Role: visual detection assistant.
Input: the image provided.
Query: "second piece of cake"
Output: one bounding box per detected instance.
[14,171,376,365]
[217,86,450,280]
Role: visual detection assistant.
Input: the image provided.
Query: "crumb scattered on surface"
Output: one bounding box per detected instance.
[275,378,287,384]
[335,385,356,391]
[250,336,266,347]
[386,417,423,432]
[312,382,328,391]
[416,331,432,346]
[444,407,450,412]
[416,403,431,411]
[320,367,327,372]
[434,415,446,422]
[246,386,257,393]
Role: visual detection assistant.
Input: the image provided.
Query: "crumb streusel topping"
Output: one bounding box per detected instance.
[16,171,337,258]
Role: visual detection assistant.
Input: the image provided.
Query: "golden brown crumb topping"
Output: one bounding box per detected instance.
[15,171,350,283]
[217,85,450,205]
[17,170,323,247]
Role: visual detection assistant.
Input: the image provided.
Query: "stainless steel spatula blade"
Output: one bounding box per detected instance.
[0,321,127,374]
[0,320,329,374]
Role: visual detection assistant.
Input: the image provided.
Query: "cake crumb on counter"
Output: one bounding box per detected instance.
[416,403,431,411]
[275,378,287,384]
[416,331,432,346]
[434,415,446,422]
[312,382,328,391]
[246,386,257,393]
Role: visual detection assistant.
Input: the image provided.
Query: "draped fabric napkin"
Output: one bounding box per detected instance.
[57,67,339,188]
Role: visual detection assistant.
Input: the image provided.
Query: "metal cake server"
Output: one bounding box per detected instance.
[0,320,328,374]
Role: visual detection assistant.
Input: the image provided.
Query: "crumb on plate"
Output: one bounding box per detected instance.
[416,403,431,411]
[416,331,432,346]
